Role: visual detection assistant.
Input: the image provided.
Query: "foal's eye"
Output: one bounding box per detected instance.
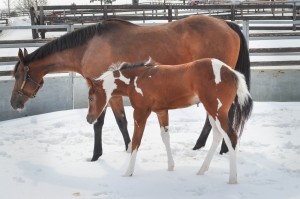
[88,96,93,101]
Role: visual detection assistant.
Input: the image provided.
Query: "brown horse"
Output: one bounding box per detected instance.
[86,58,253,183]
[10,15,250,161]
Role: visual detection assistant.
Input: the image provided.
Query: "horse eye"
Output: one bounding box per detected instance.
[88,96,93,101]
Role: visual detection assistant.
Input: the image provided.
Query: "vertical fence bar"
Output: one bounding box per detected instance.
[242,20,249,48]
[67,24,75,109]
[293,2,297,31]
[168,5,172,22]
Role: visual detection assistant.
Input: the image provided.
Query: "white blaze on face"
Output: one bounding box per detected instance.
[134,77,143,96]
[211,58,225,84]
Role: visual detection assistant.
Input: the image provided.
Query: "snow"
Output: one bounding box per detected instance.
[0,102,300,199]
[1,14,300,199]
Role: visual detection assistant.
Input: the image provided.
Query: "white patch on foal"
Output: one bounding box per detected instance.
[211,58,224,84]
[124,149,138,176]
[217,98,222,110]
[94,70,130,103]
[160,126,175,171]
[134,77,143,96]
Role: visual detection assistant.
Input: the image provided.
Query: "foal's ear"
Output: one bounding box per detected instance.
[86,78,94,89]
[24,48,28,56]
[18,48,25,63]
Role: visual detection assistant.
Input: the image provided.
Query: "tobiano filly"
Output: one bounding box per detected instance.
[11,15,250,161]
[86,58,253,183]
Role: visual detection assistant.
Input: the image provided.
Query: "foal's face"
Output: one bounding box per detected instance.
[86,85,107,124]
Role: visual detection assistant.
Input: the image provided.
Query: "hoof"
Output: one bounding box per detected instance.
[123,172,133,177]
[192,142,205,150]
[228,180,238,184]
[91,153,102,162]
[168,165,175,171]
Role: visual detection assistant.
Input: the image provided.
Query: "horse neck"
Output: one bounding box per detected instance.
[28,48,84,75]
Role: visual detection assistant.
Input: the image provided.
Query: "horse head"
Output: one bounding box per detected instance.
[86,78,107,124]
[10,49,44,110]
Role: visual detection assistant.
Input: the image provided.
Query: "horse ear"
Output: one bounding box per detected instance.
[24,48,28,56]
[86,78,94,89]
[18,48,24,63]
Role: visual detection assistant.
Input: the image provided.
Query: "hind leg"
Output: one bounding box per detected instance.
[156,111,174,171]
[213,113,238,184]
[197,115,222,175]
[193,115,228,155]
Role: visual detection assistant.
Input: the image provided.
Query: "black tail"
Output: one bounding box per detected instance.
[226,21,251,90]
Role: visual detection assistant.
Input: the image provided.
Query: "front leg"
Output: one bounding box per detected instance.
[156,110,174,171]
[91,107,107,161]
[109,96,131,152]
[124,109,151,176]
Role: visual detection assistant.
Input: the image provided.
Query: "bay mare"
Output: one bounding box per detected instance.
[10,15,250,161]
[86,58,253,183]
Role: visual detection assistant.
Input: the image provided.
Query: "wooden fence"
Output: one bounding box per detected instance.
[1,20,300,77]
[27,2,300,38]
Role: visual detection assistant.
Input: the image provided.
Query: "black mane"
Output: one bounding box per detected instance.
[23,23,104,65]
[118,58,155,71]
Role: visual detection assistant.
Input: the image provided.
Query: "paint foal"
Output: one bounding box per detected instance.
[86,58,253,183]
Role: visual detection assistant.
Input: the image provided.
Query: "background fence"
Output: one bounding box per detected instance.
[1,2,300,121]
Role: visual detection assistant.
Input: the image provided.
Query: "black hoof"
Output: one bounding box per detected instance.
[192,141,205,150]
[219,145,229,155]
[91,153,102,161]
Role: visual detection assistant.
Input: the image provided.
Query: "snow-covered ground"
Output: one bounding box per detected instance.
[1,14,300,199]
[0,102,300,199]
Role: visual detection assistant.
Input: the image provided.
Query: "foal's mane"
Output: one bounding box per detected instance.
[95,58,155,81]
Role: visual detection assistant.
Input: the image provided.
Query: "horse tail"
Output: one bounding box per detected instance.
[232,70,253,137]
[226,21,251,90]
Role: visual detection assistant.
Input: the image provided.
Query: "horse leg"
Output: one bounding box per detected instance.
[156,110,174,171]
[193,115,228,155]
[124,109,150,176]
[219,104,236,155]
[109,97,131,152]
[214,113,238,184]
[91,106,107,161]
[197,115,222,175]
[193,115,212,150]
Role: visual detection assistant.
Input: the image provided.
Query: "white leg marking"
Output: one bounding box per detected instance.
[126,142,132,153]
[198,116,222,175]
[160,126,175,171]
[214,118,238,184]
[134,77,143,96]
[124,149,138,177]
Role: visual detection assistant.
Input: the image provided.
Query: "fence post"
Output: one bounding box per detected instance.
[168,5,172,22]
[67,24,75,109]
[39,6,45,39]
[231,5,235,21]
[242,20,249,48]
[103,6,108,20]
[29,7,39,39]
[293,2,297,31]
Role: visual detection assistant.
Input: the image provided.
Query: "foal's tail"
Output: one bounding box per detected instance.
[232,70,253,137]
[226,21,251,90]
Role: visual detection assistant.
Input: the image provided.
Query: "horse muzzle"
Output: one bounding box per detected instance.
[10,94,25,110]
[86,115,96,124]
